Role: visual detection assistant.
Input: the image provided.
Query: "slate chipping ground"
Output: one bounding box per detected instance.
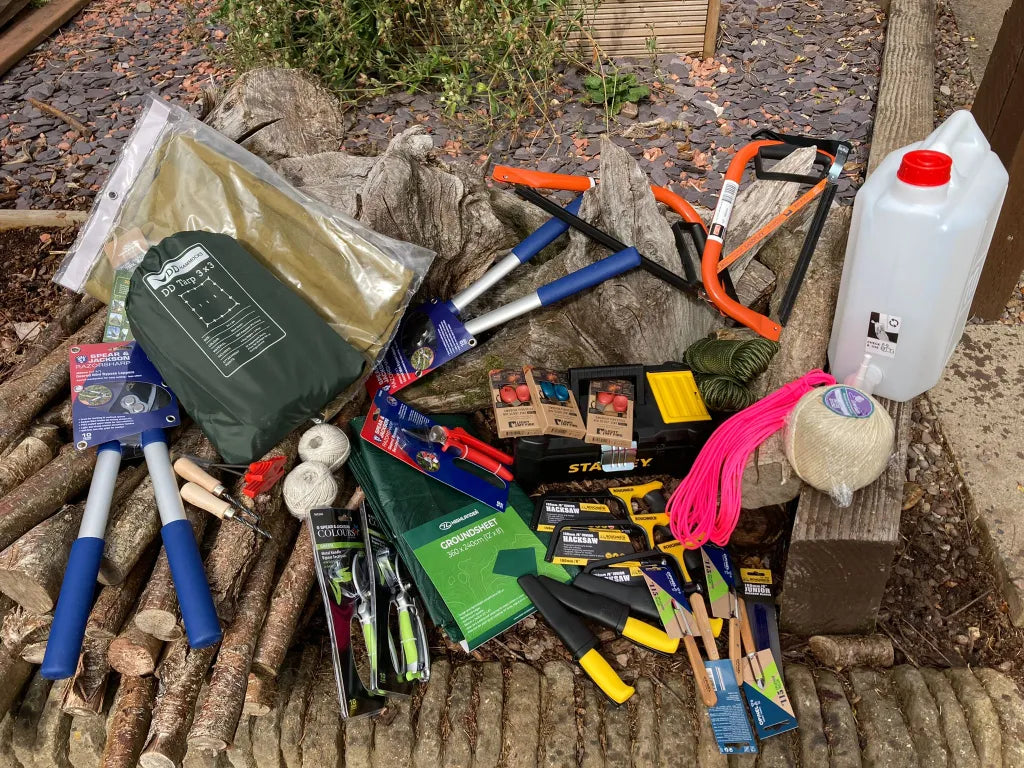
[4,0,1024,766]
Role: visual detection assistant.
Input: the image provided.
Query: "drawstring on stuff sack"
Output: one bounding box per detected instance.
[667,369,836,548]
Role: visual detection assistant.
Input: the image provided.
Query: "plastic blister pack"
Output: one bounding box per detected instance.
[56,95,434,364]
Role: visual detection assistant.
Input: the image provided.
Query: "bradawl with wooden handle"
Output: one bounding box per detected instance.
[180,482,270,538]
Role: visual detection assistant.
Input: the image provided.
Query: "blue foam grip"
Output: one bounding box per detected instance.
[162,519,222,648]
[511,196,584,263]
[536,247,641,306]
[40,536,105,679]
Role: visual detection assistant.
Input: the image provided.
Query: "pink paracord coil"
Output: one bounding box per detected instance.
[667,369,836,548]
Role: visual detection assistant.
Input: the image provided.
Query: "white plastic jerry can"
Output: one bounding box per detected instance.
[828,110,1008,402]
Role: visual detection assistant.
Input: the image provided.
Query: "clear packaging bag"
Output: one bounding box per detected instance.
[56,95,434,363]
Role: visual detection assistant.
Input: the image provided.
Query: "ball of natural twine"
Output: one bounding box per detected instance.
[784,384,894,506]
[283,461,338,519]
[298,424,351,471]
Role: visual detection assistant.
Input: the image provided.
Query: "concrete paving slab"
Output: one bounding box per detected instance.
[950,0,1013,82]
[930,324,1024,624]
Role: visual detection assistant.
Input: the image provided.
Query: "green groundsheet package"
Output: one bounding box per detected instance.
[349,415,567,646]
[126,231,366,463]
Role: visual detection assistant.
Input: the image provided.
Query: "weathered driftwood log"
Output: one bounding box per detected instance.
[0,424,62,498]
[188,519,289,752]
[60,637,109,716]
[8,300,104,381]
[108,621,163,678]
[135,439,218,640]
[0,444,98,553]
[809,634,895,669]
[251,487,363,678]
[101,675,158,768]
[68,711,108,768]
[11,670,53,768]
[0,312,105,453]
[140,639,220,768]
[0,462,149,611]
[99,427,204,586]
[279,644,321,768]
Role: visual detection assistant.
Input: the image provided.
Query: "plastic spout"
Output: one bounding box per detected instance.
[845,354,884,394]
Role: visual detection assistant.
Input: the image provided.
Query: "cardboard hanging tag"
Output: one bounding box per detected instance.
[705,659,758,754]
[584,378,635,448]
[640,562,691,639]
[489,368,542,439]
[523,366,586,439]
[741,649,798,740]
[701,546,735,620]
[533,496,615,533]
[547,524,637,566]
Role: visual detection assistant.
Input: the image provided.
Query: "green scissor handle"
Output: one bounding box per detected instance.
[398,607,420,679]
[360,618,376,661]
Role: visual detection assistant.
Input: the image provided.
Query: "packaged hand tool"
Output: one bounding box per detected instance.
[44,341,219,680]
[369,197,643,395]
[537,575,678,655]
[698,545,743,682]
[583,378,634,449]
[361,389,512,511]
[531,492,625,533]
[308,502,387,719]
[545,519,647,566]
[518,572,635,704]
[515,363,717,489]
[361,501,429,692]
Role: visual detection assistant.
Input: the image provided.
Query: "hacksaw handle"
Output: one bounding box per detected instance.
[684,635,718,708]
[174,457,227,497]
[181,482,232,520]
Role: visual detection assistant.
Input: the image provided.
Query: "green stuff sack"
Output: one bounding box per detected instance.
[126,231,365,463]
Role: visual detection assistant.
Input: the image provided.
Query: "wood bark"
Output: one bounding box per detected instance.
[11,670,53,768]
[37,399,73,434]
[0,610,37,721]
[8,300,103,380]
[0,425,62,498]
[0,312,105,453]
[809,634,896,669]
[11,609,49,664]
[188,521,286,752]
[135,439,218,640]
[68,712,108,768]
[205,437,298,625]
[101,675,157,768]
[241,671,275,717]
[108,622,163,678]
[99,428,203,586]
[140,639,219,768]
[278,644,320,768]
[32,681,72,768]
[0,462,148,612]
[0,444,98,553]
[252,490,362,678]
[59,636,110,716]
[86,544,157,642]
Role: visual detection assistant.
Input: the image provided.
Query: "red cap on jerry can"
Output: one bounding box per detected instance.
[897,149,953,187]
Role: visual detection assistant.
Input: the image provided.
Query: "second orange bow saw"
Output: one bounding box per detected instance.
[494,129,851,341]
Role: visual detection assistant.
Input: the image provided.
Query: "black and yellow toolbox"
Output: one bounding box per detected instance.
[514,363,721,489]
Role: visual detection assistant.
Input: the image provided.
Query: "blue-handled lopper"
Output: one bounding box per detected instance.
[42,428,221,680]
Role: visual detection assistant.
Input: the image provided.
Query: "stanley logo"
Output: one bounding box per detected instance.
[567,458,653,473]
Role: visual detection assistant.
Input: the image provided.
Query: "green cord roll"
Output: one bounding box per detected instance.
[692,372,757,412]
[684,337,780,384]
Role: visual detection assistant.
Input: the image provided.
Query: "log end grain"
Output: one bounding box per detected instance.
[134,609,183,643]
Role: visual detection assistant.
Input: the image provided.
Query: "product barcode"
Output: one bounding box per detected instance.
[720,182,738,206]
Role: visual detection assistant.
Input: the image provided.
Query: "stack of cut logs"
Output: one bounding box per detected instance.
[0,295,347,768]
